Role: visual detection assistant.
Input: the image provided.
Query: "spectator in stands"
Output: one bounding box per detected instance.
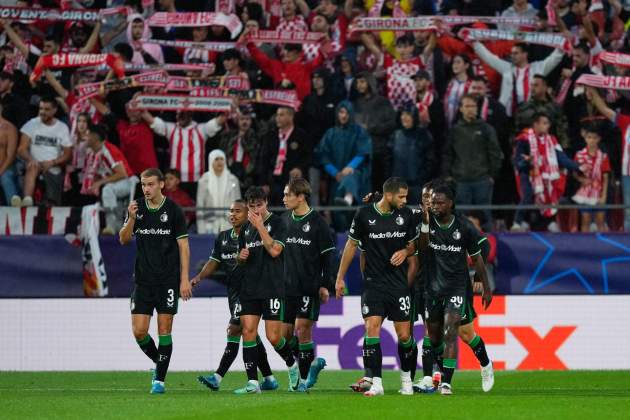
[473,41,564,117]
[258,106,311,204]
[444,54,473,127]
[498,0,539,32]
[163,168,195,227]
[218,110,260,193]
[572,124,610,232]
[243,27,323,101]
[512,113,579,232]
[0,71,29,129]
[84,123,135,235]
[391,104,434,203]
[64,112,91,206]
[515,74,569,148]
[318,100,372,207]
[93,98,158,177]
[127,14,164,65]
[443,94,503,229]
[196,149,241,235]
[353,71,396,192]
[412,69,444,175]
[17,97,71,207]
[141,110,225,198]
[0,103,19,206]
[275,0,309,32]
[586,87,630,232]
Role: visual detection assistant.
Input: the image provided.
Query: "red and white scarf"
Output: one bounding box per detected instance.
[576,73,630,91]
[146,39,236,51]
[512,66,530,116]
[479,96,490,121]
[245,30,324,44]
[31,53,125,82]
[444,78,471,126]
[75,71,167,100]
[523,128,562,216]
[129,94,234,112]
[0,6,102,22]
[458,28,572,52]
[597,51,630,68]
[573,148,605,205]
[147,12,243,39]
[349,17,436,33]
[273,128,293,176]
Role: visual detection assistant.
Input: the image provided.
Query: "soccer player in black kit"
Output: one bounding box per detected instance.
[336,177,418,397]
[417,181,493,395]
[191,199,278,392]
[119,168,192,394]
[281,178,337,392]
[234,186,298,394]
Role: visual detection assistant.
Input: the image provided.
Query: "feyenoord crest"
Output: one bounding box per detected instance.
[395,216,404,226]
[302,222,311,232]
[362,304,369,315]
[453,229,461,240]
[160,213,168,223]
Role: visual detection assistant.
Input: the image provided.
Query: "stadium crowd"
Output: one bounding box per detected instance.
[0,0,629,234]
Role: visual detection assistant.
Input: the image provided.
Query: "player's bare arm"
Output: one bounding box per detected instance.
[119,201,138,245]
[472,254,493,309]
[335,239,358,298]
[249,211,283,258]
[178,237,192,301]
[191,259,220,287]
[391,240,416,267]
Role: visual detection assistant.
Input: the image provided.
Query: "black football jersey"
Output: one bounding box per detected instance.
[348,203,418,294]
[238,212,287,300]
[424,213,482,297]
[210,227,242,301]
[283,209,336,297]
[129,197,188,286]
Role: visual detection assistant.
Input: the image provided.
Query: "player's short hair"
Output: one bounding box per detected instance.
[141,168,165,181]
[514,43,529,55]
[422,180,434,192]
[431,180,456,202]
[245,186,268,202]
[286,177,312,201]
[165,168,181,179]
[383,177,408,194]
[233,198,247,207]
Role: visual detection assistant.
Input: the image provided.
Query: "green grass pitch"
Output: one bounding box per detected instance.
[2,371,629,419]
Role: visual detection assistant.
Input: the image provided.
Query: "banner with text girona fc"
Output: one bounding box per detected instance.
[2,296,628,370]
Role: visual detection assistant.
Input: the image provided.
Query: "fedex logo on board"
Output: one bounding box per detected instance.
[313,296,577,370]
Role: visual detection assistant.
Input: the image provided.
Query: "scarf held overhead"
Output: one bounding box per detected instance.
[576,74,630,90]
[458,28,572,52]
[147,12,242,39]
[129,94,233,112]
[75,71,167,100]
[31,53,125,82]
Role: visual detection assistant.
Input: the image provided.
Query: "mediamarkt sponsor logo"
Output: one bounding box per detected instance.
[368,231,406,239]
[246,240,263,248]
[429,242,462,252]
[135,228,171,235]
[221,253,237,260]
[286,237,311,245]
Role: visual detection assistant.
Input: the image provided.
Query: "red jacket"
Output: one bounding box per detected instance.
[247,42,323,101]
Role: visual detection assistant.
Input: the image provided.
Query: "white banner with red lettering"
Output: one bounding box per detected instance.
[1,296,627,370]
[147,12,242,39]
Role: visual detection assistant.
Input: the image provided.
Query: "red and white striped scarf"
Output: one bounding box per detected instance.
[479,96,489,121]
[416,89,434,124]
[80,149,102,196]
[525,128,561,216]
[512,66,530,116]
[273,127,292,176]
[572,148,605,205]
[444,78,470,126]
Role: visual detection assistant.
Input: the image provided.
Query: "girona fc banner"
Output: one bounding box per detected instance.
[0,296,628,370]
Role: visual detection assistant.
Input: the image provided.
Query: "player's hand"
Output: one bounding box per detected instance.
[180,279,192,301]
[127,200,138,219]
[390,249,408,266]
[482,287,493,310]
[248,211,263,229]
[40,160,55,173]
[319,286,329,304]
[473,281,484,295]
[341,166,354,176]
[190,274,202,288]
[335,278,345,299]
[239,248,250,261]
